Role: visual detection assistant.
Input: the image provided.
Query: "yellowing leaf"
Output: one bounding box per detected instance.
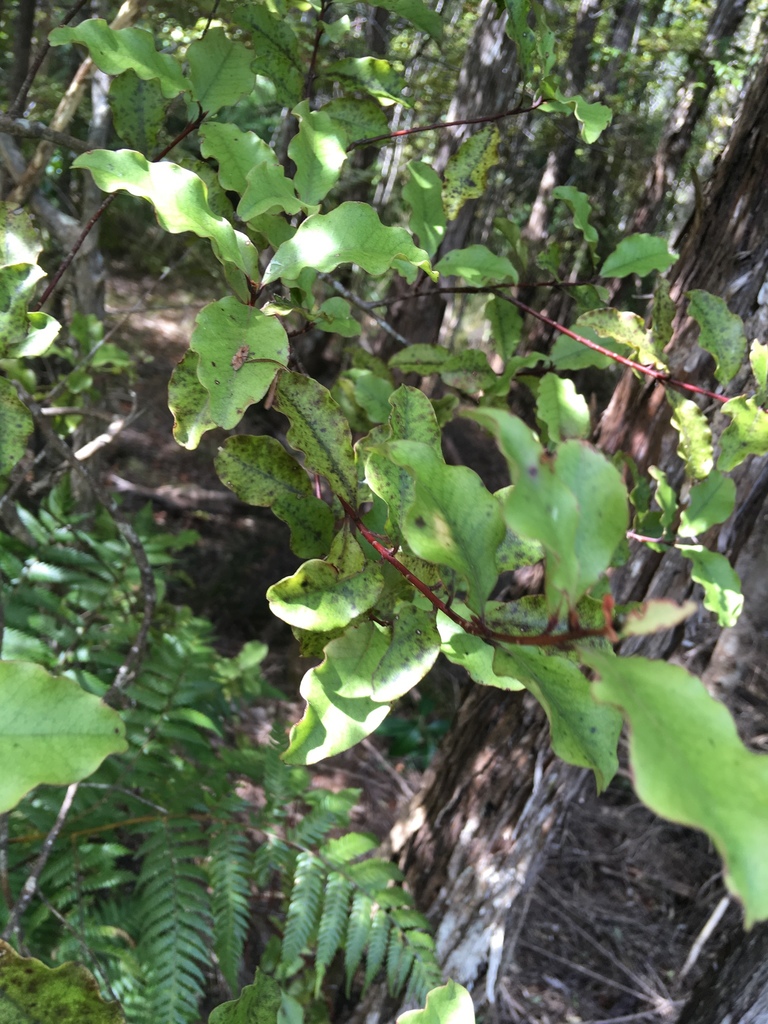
[442,126,500,221]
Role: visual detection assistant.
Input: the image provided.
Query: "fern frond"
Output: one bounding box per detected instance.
[344,890,373,994]
[386,928,406,996]
[362,905,391,993]
[281,851,325,965]
[314,871,353,995]
[209,824,251,994]
[319,833,377,868]
[138,821,212,1024]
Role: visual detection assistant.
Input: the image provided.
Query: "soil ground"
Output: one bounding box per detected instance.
[102,272,741,1024]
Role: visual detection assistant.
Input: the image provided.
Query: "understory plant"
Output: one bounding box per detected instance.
[2,0,768,1022]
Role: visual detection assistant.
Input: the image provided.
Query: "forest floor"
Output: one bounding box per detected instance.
[101,271,740,1024]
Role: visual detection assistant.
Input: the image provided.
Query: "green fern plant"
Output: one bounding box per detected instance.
[0,479,441,1023]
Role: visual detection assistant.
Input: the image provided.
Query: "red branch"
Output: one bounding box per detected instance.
[345,98,545,152]
[339,497,615,648]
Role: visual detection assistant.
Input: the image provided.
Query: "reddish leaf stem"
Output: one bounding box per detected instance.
[339,497,613,648]
[345,98,545,152]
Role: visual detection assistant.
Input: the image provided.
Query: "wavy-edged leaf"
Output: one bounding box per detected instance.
[667,391,713,479]
[321,57,407,105]
[263,203,434,284]
[541,88,611,144]
[267,559,385,631]
[275,371,358,503]
[494,646,620,791]
[50,20,186,98]
[187,27,254,113]
[322,97,390,144]
[584,649,768,925]
[200,122,276,194]
[552,185,598,248]
[437,611,524,690]
[578,307,665,369]
[168,349,217,450]
[209,969,282,1024]
[190,298,288,429]
[386,440,505,613]
[750,339,768,403]
[619,599,697,638]
[535,373,590,441]
[687,289,746,387]
[289,100,348,206]
[215,434,334,558]
[442,126,500,221]
[717,396,768,472]
[600,234,677,278]
[435,244,518,286]
[680,545,743,627]
[398,980,475,1024]
[679,472,736,539]
[72,150,255,276]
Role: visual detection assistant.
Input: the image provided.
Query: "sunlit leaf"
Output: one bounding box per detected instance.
[552,185,598,248]
[200,122,276,193]
[584,650,768,925]
[667,391,713,479]
[403,161,445,258]
[578,307,666,368]
[687,289,746,387]
[289,101,348,205]
[619,599,697,638]
[680,545,743,627]
[267,559,385,631]
[600,234,677,278]
[679,472,736,539]
[398,981,475,1024]
[535,373,590,441]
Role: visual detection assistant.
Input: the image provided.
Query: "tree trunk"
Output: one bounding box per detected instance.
[676,923,768,1024]
[357,37,768,1024]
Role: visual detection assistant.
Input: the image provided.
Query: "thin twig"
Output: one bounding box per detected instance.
[0,115,91,153]
[346,97,545,151]
[678,895,730,981]
[0,814,10,911]
[14,385,157,698]
[339,496,616,648]
[320,274,412,346]
[303,0,331,103]
[7,0,92,118]
[2,783,79,941]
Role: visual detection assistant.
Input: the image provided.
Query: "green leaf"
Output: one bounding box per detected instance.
[0,661,126,812]
[0,375,33,476]
[494,647,620,792]
[434,244,518,285]
[648,466,677,535]
[551,185,598,248]
[750,339,768,403]
[437,610,524,690]
[584,650,768,926]
[486,295,523,361]
[168,350,217,450]
[275,371,358,503]
[679,472,736,539]
[215,435,334,557]
[321,58,407,105]
[263,203,434,284]
[108,70,166,152]
[288,101,348,205]
[370,605,440,701]
[442,126,500,221]
[687,289,746,387]
[237,161,306,221]
[679,545,744,627]
[542,89,612,144]
[386,440,505,612]
[286,621,414,763]
[321,97,390,145]
[651,276,675,352]
[190,298,288,429]
[267,559,385,631]
[504,0,535,80]
[367,0,443,40]
[209,968,282,1024]
[535,373,590,441]
[0,940,124,1024]
[403,161,445,258]
[619,599,697,638]
[72,150,255,276]
[200,122,276,194]
[187,27,254,113]
[365,386,442,540]
[577,308,666,369]
[0,201,42,266]
[718,396,768,472]
[600,234,677,278]
[398,981,475,1024]
[469,409,628,614]
[667,391,713,479]
[49,20,186,98]
[234,4,304,107]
